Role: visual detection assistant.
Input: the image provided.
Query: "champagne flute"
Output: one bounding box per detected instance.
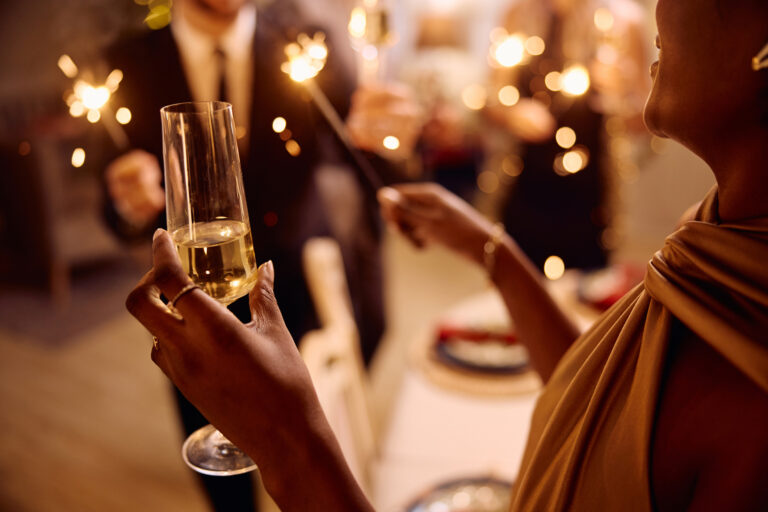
[161,101,258,476]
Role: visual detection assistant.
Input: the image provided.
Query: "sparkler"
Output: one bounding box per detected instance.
[59,55,131,151]
[282,33,384,190]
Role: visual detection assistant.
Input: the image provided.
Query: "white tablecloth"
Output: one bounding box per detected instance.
[370,276,599,511]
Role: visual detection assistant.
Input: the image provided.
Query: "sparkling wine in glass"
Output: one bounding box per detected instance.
[161,101,258,476]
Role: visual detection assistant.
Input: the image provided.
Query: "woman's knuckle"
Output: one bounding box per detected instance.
[125,287,144,315]
[154,263,182,287]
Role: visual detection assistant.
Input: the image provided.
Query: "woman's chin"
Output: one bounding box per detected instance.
[642,91,669,138]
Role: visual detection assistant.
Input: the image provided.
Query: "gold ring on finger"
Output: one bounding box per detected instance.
[170,283,200,309]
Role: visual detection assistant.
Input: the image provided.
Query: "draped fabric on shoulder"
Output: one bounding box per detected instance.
[509,188,768,511]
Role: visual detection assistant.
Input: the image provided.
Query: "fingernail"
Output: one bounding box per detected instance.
[266,260,274,273]
[378,187,400,204]
[153,228,164,240]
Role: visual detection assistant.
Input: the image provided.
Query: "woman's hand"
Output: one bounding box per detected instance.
[125,230,372,511]
[377,183,496,266]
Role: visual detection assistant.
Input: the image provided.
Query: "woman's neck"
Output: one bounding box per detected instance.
[704,129,768,221]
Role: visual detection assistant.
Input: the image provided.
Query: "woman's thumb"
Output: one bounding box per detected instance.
[249,260,282,331]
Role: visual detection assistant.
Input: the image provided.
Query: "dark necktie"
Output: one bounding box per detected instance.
[215,47,228,103]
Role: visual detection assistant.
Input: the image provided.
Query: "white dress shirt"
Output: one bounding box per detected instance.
[171,4,256,142]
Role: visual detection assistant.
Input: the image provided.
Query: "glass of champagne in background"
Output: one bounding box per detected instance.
[161,101,258,476]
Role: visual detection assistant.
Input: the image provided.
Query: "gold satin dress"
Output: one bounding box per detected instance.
[510,189,768,511]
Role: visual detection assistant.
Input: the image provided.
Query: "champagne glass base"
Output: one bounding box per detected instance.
[182,424,257,476]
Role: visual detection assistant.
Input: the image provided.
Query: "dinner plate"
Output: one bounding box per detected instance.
[577,263,644,311]
[434,327,530,375]
[405,475,513,512]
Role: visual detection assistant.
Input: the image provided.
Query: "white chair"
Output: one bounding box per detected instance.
[299,237,377,495]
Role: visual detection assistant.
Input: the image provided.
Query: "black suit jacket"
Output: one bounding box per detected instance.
[104,7,385,349]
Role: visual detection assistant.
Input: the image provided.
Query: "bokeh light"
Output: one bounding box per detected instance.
[86,109,101,123]
[272,117,287,133]
[544,71,562,92]
[561,65,591,96]
[383,135,400,150]
[562,151,584,173]
[285,139,301,156]
[477,170,500,194]
[502,155,523,177]
[543,255,565,280]
[498,85,520,106]
[115,107,132,125]
[493,34,525,67]
[71,148,86,168]
[525,36,545,56]
[361,45,378,61]
[594,8,615,32]
[462,84,487,110]
[555,127,576,149]
[348,7,367,39]
[69,101,85,117]
[18,141,31,156]
[57,55,78,79]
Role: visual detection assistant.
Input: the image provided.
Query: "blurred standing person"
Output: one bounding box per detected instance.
[101,0,419,509]
[487,0,649,269]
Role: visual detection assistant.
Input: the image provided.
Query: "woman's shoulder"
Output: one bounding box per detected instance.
[652,323,768,511]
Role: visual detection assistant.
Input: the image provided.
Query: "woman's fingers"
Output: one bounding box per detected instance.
[151,229,207,318]
[125,269,187,375]
[126,269,174,332]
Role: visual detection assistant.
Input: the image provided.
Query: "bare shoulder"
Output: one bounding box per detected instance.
[652,322,768,511]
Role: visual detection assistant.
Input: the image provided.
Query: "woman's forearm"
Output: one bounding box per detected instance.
[239,400,374,512]
[490,236,581,382]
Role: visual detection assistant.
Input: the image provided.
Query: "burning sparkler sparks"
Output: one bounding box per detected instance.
[281,33,384,189]
[59,54,130,150]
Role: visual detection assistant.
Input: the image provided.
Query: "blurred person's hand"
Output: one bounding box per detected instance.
[106,149,165,227]
[126,230,372,510]
[497,98,556,143]
[347,83,424,160]
[421,101,467,150]
[377,183,496,266]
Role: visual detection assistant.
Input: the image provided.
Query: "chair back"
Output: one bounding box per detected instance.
[300,238,377,494]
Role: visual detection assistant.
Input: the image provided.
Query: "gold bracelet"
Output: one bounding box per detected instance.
[483,222,506,278]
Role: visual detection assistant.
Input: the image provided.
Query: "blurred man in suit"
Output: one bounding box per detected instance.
[103,0,420,509]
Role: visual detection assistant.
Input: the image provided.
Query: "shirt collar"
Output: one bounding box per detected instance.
[171,3,257,60]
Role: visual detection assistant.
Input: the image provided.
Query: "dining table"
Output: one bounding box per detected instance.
[370,273,601,511]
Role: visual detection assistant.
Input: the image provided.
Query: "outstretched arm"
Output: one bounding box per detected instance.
[126,230,374,512]
[378,184,579,382]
